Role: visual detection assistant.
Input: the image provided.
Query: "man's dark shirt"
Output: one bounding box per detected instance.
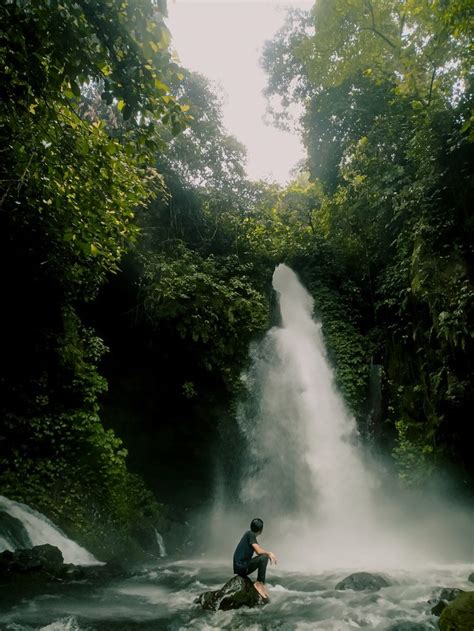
[233,530,257,571]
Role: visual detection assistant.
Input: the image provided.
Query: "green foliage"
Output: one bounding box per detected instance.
[263,0,474,485]
[0,307,163,557]
[392,418,434,487]
[1,0,472,545]
[3,106,158,301]
[0,0,188,130]
[139,248,269,386]
[162,70,247,193]
[0,0,188,553]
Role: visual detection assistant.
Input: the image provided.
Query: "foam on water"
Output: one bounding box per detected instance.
[5,617,84,631]
[0,559,472,630]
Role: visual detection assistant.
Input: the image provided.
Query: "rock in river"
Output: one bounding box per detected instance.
[429,587,464,617]
[0,543,64,575]
[195,575,268,611]
[439,591,474,630]
[335,571,390,591]
[0,544,127,585]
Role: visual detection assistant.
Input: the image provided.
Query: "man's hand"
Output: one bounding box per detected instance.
[268,552,277,565]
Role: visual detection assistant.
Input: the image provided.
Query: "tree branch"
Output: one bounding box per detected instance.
[363,0,398,50]
[427,66,437,108]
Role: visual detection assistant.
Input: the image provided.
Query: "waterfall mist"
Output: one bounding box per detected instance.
[207,264,474,570]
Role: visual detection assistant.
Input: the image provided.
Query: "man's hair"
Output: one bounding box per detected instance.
[250,518,263,533]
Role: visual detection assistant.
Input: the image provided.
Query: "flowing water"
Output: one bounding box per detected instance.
[155,530,167,558]
[1,558,473,630]
[0,496,100,566]
[1,265,473,629]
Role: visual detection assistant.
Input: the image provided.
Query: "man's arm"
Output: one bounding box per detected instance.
[252,543,277,564]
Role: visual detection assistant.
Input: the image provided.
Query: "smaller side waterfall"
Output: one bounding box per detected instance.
[0,495,101,565]
[155,529,167,557]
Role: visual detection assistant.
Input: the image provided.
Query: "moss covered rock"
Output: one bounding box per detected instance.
[439,591,474,630]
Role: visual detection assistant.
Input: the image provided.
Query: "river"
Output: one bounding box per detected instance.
[2,558,473,630]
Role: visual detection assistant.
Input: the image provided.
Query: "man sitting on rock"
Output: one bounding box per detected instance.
[233,517,277,599]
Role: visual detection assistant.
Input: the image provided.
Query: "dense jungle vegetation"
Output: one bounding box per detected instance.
[0,0,472,558]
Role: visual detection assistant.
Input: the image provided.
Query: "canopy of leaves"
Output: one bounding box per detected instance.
[0,0,188,554]
[263,0,474,484]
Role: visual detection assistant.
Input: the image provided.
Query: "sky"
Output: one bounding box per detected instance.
[166,1,313,184]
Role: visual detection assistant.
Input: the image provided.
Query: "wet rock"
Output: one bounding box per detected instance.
[0,545,129,586]
[101,557,128,577]
[87,558,128,581]
[195,575,268,611]
[0,543,63,575]
[431,600,447,616]
[335,571,390,591]
[0,545,131,611]
[58,563,87,581]
[439,587,464,602]
[429,587,464,616]
[439,591,474,631]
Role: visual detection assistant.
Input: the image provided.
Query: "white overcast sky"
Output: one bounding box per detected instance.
[166,0,313,183]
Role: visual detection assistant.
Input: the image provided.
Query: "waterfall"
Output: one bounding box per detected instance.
[221,264,474,569]
[240,264,377,522]
[235,264,380,565]
[155,529,167,557]
[0,496,101,565]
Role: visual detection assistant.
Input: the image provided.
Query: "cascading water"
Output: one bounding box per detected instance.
[155,529,167,557]
[235,264,380,566]
[215,264,474,569]
[0,495,101,565]
[240,266,375,519]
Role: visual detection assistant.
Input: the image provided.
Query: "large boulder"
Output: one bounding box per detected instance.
[335,571,390,591]
[439,591,474,630]
[432,601,448,617]
[0,543,63,575]
[195,575,268,611]
[429,587,464,616]
[0,545,127,585]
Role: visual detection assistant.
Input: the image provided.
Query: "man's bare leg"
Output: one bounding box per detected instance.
[254,581,269,599]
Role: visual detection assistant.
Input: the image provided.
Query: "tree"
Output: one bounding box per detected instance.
[0,0,188,555]
[263,0,474,484]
